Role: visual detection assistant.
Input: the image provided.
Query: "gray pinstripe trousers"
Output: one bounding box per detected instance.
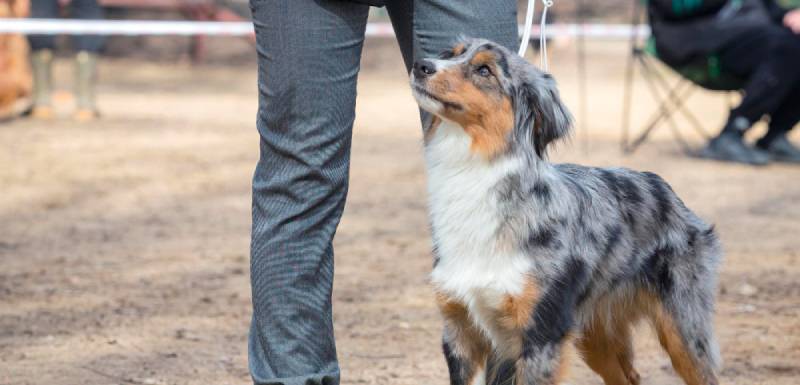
[248,1,517,384]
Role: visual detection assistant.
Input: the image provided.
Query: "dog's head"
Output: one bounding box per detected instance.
[410,37,572,159]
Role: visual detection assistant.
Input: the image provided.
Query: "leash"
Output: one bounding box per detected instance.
[518,0,554,72]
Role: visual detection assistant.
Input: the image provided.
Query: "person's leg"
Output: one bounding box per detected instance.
[755,84,800,162]
[70,0,106,54]
[27,0,58,51]
[248,1,369,384]
[27,0,58,118]
[386,0,518,73]
[701,26,800,165]
[68,0,106,53]
[751,31,800,163]
[761,85,800,144]
[67,0,105,119]
[385,0,518,131]
[722,27,800,135]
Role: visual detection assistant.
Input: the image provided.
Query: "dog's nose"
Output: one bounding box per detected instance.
[413,60,437,79]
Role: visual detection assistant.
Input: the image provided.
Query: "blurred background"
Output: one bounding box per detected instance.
[1,1,798,384]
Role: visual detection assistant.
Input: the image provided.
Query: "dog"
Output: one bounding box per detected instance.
[410,37,722,385]
[0,0,32,120]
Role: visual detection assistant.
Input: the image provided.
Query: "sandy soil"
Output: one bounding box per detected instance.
[1,41,799,385]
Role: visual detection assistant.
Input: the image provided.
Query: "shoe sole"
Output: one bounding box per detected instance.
[694,148,770,166]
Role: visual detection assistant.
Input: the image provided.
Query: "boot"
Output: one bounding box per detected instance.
[699,116,770,166]
[73,50,99,122]
[756,134,800,164]
[30,49,54,119]
[700,131,770,166]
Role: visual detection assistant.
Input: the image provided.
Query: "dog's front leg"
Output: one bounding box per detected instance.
[514,341,571,385]
[438,296,491,385]
[513,305,576,385]
[515,259,588,384]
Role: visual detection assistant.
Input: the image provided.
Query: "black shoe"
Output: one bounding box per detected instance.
[756,135,800,164]
[699,131,770,166]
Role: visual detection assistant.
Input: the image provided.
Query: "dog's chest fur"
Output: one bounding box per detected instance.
[425,121,532,347]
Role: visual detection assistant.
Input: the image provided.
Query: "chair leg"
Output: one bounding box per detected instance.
[628,94,693,154]
[626,56,676,151]
[621,0,644,153]
[662,111,693,153]
[621,53,638,152]
[644,60,711,140]
[677,100,711,140]
[628,58,695,153]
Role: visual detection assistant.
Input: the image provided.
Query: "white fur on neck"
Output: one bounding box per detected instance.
[425,119,533,354]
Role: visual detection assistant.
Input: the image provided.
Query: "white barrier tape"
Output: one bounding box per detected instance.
[0,19,253,36]
[0,19,651,39]
[524,23,651,39]
[365,22,395,37]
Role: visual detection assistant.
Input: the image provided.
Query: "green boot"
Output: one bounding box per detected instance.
[74,50,99,121]
[30,49,54,119]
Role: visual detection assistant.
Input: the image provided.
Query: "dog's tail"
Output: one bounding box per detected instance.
[648,223,723,384]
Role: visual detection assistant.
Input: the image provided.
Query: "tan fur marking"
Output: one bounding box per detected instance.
[577,319,640,385]
[435,291,467,320]
[426,66,513,158]
[498,278,539,330]
[653,307,715,385]
[452,43,465,56]
[470,51,495,66]
[435,292,490,384]
[463,96,513,159]
[635,292,718,385]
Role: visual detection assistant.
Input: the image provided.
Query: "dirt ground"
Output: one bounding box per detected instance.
[1,40,799,385]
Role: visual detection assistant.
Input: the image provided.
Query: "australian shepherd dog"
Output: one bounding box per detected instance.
[410,38,721,385]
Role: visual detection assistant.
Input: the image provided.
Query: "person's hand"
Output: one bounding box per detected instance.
[784,9,800,34]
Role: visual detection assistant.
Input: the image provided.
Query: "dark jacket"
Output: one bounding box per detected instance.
[649,0,774,66]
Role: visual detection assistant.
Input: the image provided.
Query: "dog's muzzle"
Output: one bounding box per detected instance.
[412,60,437,80]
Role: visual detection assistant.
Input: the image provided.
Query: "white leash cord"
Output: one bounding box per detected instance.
[518,0,536,56]
[518,0,554,71]
[539,0,553,71]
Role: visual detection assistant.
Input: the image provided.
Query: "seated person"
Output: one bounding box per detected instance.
[649,0,800,165]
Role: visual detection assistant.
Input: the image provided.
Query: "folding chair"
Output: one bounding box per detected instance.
[620,0,747,153]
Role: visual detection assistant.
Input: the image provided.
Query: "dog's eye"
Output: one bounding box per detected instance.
[476,65,492,77]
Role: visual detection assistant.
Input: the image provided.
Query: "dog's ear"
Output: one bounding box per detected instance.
[514,73,572,157]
